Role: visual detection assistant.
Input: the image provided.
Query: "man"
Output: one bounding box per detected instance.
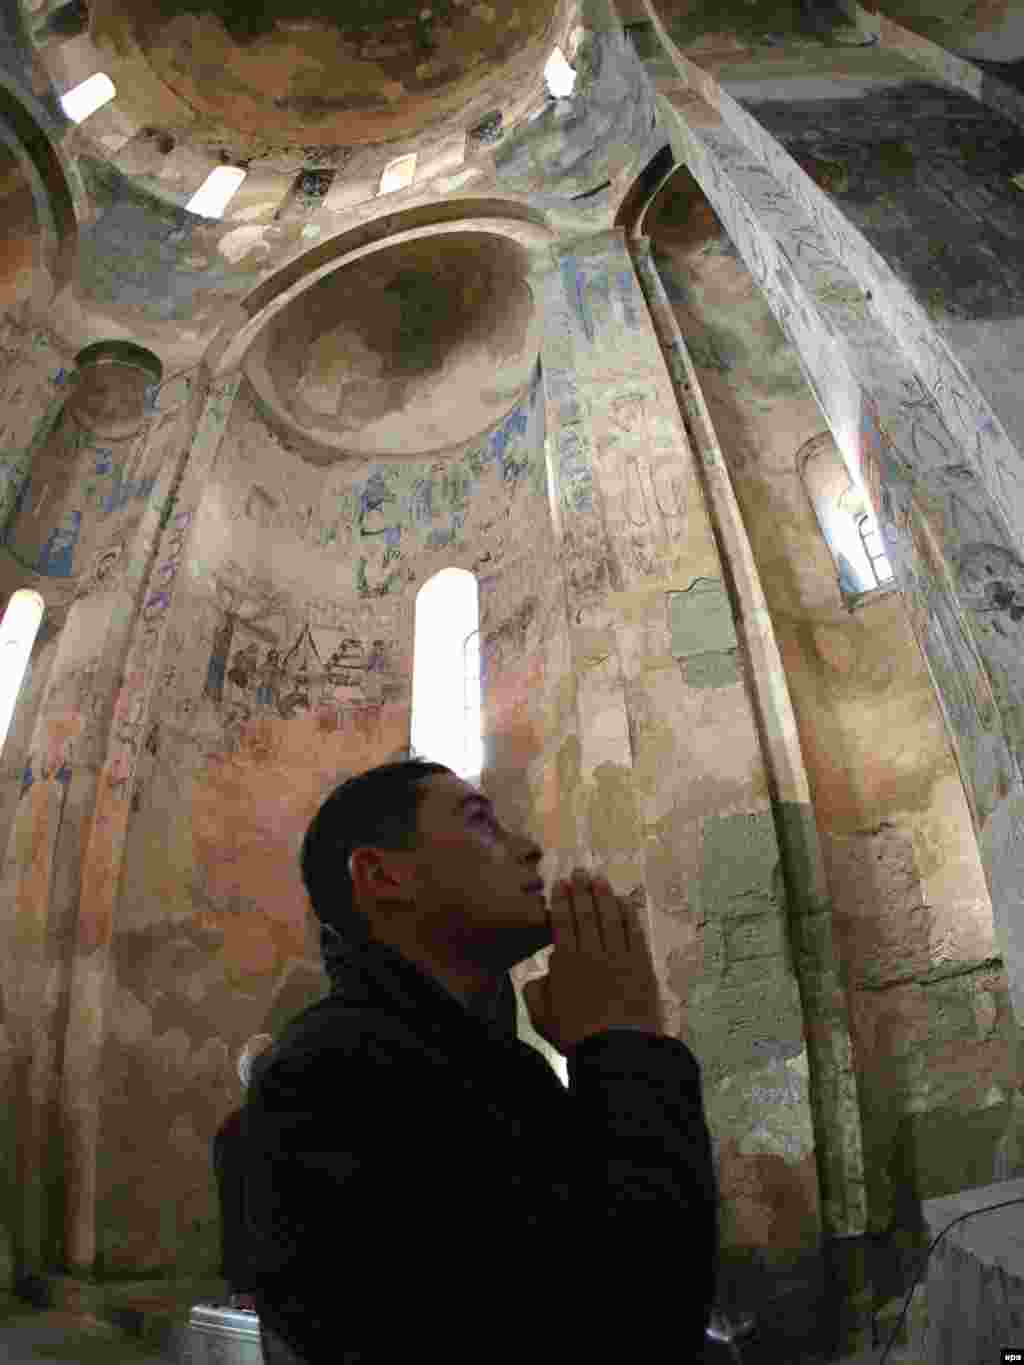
[243,759,718,1363]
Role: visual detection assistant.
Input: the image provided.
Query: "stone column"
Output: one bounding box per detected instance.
[633,232,869,1329]
[0,345,179,1283]
[61,372,240,1276]
[533,230,831,1316]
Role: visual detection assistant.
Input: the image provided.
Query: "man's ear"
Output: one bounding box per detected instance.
[349,846,417,903]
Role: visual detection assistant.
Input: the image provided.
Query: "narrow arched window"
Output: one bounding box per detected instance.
[411,569,482,779]
[186,166,247,220]
[60,73,116,123]
[544,47,577,98]
[0,590,44,755]
[799,432,895,601]
[379,154,417,196]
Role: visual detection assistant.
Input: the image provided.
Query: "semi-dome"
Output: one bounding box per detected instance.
[246,229,540,459]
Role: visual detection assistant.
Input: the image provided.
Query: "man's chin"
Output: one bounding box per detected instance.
[507,921,554,966]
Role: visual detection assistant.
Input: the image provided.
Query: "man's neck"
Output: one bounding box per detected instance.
[380,934,503,1013]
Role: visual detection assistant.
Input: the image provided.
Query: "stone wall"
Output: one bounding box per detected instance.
[93,369,565,1274]
[645,171,1022,1245]
[0,320,200,1280]
[533,228,829,1305]
[746,80,1024,468]
[0,313,73,861]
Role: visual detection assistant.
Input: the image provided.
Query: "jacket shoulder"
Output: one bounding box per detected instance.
[251,994,423,1095]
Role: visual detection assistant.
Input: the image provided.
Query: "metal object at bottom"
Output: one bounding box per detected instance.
[185,1304,264,1365]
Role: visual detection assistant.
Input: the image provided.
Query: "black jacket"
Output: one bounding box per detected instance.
[212,1108,249,1291]
[242,936,719,1363]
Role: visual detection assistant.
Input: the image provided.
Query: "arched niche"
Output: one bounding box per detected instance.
[3,340,163,582]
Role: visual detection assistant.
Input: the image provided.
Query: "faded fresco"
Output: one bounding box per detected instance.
[644,165,1017,1239]
[4,0,1024,1346]
[0,318,74,547]
[653,59,1024,1056]
[98,365,560,1272]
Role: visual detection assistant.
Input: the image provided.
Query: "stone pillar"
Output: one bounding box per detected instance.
[633,234,869,1261]
[0,344,175,1283]
[533,230,829,1313]
[61,372,240,1276]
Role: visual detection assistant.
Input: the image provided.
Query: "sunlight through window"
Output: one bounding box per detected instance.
[186,166,247,219]
[544,47,577,98]
[379,154,417,196]
[60,72,116,124]
[411,568,482,780]
[0,590,44,756]
[801,433,894,598]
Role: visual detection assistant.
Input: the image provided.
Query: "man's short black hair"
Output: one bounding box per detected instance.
[300,759,451,953]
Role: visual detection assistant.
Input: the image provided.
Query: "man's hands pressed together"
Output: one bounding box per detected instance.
[522,867,666,1055]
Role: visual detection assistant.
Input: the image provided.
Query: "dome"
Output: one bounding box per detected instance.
[89,0,561,153]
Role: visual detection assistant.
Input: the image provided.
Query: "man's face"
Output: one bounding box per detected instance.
[390,772,551,974]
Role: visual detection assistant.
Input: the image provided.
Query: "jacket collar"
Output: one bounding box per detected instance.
[322,932,519,1045]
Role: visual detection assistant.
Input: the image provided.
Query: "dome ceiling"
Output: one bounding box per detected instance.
[246,231,540,460]
[89,0,560,151]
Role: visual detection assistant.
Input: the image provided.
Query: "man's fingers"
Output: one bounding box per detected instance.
[570,867,604,953]
[550,869,640,956]
[549,877,573,950]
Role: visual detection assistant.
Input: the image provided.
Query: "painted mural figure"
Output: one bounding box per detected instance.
[86,542,124,595]
[205,614,237,702]
[279,663,311,720]
[357,555,401,598]
[223,701,252,751]
[325,648,345,683]
[367,639,387,673]
[358,471,396,536]
[227,642,261,694]
[257,649,283,708]
[35,509,82,577]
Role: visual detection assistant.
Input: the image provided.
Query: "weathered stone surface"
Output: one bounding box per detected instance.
[2,6,1024,1355]
[919,1178,1024,1365]
[642,119,1018,1255]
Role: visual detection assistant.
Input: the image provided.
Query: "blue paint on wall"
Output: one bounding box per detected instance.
[557,427,594,514]
[359,470,394,521]
[618,270,638,329]
[491,409,530,481]
[35,509,81,577]
[560,254,593,343]
[410,477,435,526]
[102,467,157,516]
